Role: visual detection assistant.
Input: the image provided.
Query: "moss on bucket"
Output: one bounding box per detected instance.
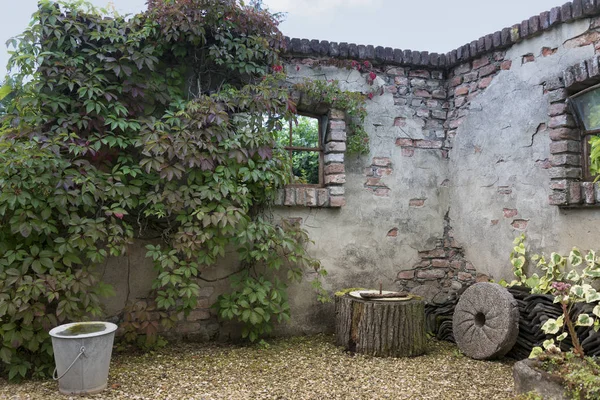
[56,323,107,337]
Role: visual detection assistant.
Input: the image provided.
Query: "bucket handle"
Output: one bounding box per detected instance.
[52,346,86,381]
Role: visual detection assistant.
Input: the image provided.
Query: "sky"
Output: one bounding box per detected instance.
[0,0,569,76]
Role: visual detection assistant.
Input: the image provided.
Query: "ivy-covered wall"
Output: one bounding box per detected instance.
[97,0,600,338]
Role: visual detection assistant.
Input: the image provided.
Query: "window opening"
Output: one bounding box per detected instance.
[568,83,600,180]
[276,115,323,186]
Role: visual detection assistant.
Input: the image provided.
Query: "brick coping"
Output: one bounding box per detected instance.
[283,0,600,69]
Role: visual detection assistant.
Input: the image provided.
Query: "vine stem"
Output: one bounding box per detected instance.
[562,302,585,357]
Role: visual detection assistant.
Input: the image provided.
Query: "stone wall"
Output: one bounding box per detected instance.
[100,0,600,339]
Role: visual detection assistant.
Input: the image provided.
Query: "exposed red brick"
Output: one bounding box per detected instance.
[501,60,512,70]
[549,128,580,141]
[329,196,346,207]
[448,118,465,129]
[564,31,600,48]
[417,269,446,279]
[325,174,346,184]
[522,53,535,64]
[409,70,430,78]
[419,248,446,258]
[401,147,415,157]
[478,76,494,89]
[454,96,467,108]
[414,140,443,149]
[329,120,346,130]
[548,103,568,116]
[472,57,490,70]
[365,177,382,186]
[454,85,470,96]
[475,273,490,283]
[376,167,393,176]
[432,259,450,268]
[397,270,415,280]
[542,46,558,57]
[550,180,568,190]
[372,157,391,167]
[548,115,575,129]
[454,63,472,75]
[479,63,498,77]
[458,272,475,281]
[387,228,399,237]
[395,138,414,147]
[394,117,407,127]
[325,141,346,152]
[503,208,518,218]
[394,76,408,85]
[373,188,390,197]
[414,89,432,98]
[449,76,463,87]
[325,163,345,175]
[536,159,552,169]
[511,219,529,230]
[463,71,479,82]
[409,198,426,207]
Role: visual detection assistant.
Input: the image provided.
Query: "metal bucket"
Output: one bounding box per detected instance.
[49,321,118,395]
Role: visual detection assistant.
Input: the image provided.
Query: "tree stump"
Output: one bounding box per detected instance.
[335,291,426,357]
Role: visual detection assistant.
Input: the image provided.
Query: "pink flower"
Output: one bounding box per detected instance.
[273,65,283,72]
[369,72,376,81]
[363,60,370,68]
[114,213,124,220]
[367,93,374,100]
[296,65,300,71]
[351,60,358,68]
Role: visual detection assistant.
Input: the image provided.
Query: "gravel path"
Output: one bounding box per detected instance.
[0,335,517,399]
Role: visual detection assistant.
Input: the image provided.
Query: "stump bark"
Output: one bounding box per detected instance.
[335,294,426,357]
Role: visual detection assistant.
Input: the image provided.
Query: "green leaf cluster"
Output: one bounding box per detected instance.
[292,79,369,155]
[510,236,600,358]
[0,0,330,379]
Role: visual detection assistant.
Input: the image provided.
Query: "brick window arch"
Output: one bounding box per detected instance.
[273,107,348,208]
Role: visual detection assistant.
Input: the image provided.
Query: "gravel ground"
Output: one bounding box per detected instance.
[0,335,517,400]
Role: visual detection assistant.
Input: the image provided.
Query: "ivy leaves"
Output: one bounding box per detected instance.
[0,0,332,379]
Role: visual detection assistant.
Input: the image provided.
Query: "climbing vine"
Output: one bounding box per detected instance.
[0,0,370,380]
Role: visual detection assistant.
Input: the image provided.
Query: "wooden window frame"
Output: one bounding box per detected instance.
[568,84,600,182]
[282,113,326,188]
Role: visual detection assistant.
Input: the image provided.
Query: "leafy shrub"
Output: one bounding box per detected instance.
[0,0,352,380]
[509,235,600,357]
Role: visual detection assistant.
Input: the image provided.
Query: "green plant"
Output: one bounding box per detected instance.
[509,236,600,358]
[537,351,600,399]
[293,79,369,155]
[0,0,335,380]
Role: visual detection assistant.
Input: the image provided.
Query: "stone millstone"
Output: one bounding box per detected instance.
[453,282,519,360]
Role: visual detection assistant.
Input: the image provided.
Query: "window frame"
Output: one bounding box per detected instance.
[280,113,326,188]
[273,107,348,208]
[567,83,600,182]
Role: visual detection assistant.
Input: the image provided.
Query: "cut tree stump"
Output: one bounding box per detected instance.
[335,292,426,357]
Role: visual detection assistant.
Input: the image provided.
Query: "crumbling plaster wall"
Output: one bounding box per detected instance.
[449,18,600,282]
[273,62,461,335]
[99,3,600,338]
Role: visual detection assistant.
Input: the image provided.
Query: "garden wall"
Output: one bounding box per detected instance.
[101,0,600,339]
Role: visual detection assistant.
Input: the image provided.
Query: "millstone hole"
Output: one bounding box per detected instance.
[474,312,486,327]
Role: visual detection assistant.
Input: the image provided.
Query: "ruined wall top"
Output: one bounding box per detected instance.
[283,0,600,69]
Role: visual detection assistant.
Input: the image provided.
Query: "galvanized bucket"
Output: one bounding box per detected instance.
[49,321,118,395]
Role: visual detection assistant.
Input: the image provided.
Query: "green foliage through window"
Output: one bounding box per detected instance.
[276,116,321,184]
